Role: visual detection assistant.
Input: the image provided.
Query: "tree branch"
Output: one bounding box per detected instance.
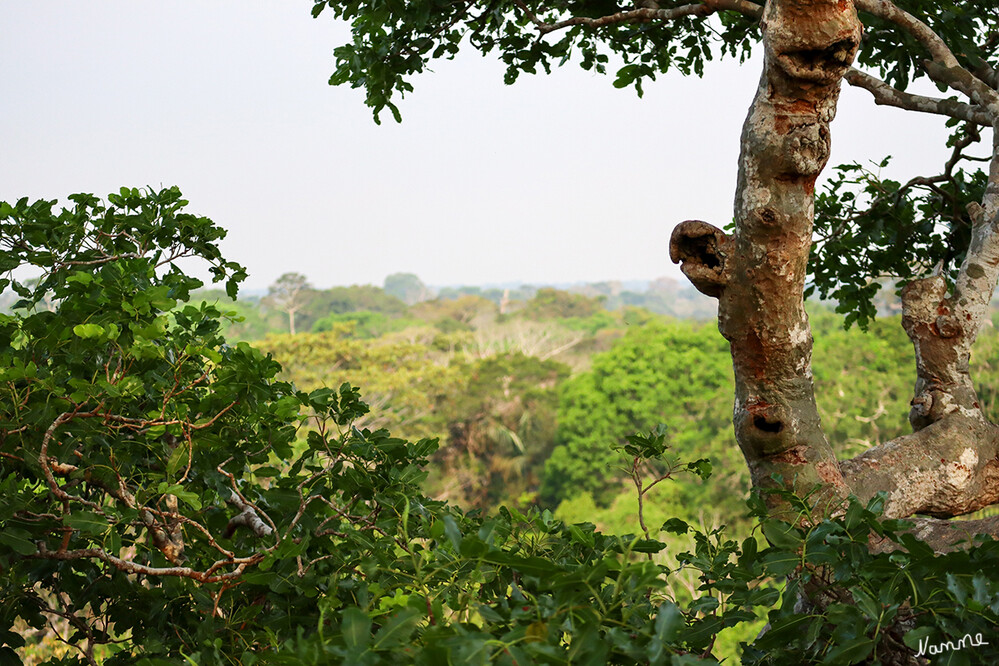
[871,514,999,554]
[854,0,999,110]
[841,412,999,519]
[32,543,265,583]
[844,68,992,126]
[537,4,711,35]
[519,0,761,37]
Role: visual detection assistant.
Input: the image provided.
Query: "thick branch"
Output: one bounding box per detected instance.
[844,68,992,126]
[855,0,959,67]
[855,0,999,110]
[225,491,275,538]
[899,139,999,431]
[841,413,999,518]
[871,515,999,554]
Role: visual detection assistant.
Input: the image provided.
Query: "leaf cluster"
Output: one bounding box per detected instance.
[312,0,759,122]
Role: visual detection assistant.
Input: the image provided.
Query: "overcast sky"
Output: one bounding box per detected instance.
[0,2,971,292]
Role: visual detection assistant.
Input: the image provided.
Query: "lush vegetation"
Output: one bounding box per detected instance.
[3,190,998,664]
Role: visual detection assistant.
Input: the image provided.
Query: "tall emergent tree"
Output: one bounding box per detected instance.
[263,272,313,335]
[313,1,999,542]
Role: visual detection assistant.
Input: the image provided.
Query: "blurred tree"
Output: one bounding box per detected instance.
[262,272,313,335]
[430,353,569,508]
[383,272,430,305]
[543,321,740,514]
[521,288,605,320]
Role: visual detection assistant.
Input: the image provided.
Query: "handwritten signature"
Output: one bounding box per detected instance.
[914,632,989,658]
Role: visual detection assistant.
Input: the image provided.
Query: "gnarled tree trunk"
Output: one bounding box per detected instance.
[671,0,999,540]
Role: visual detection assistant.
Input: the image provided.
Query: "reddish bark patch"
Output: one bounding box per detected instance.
[803,176,817,195]
[770,446,808,464]
[778,100,816,114]
[743,331,768,379]
[816,460,846,487]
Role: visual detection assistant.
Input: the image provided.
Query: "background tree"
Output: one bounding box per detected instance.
[383,271,430,305]
[262,271,313,335]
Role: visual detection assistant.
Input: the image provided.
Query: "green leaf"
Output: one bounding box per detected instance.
[73,323,106,339]
[850,587,881,620]
[655,601,684,643]
[173,491,202,511]
[64,511,108,535]
[632,538,667,554]
[686,458,712,480]
[341,607,372,652]
[762,520,802,550]
[901,626,935,651]
[662,518,690,535]
[0,530,37,555]
[442,514,462,550]
[821,636,874,664]
[166,444,188,478]
[372,608,420,649]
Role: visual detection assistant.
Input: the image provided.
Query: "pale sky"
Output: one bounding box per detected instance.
[1,2,971,292]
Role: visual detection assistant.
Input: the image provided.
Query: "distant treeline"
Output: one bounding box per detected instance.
[188,272,999,534]
[187,271,718,342]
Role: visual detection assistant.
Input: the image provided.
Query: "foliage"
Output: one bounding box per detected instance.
[853,2,999,93]
[311,310,421,339]
[312,284,408,317]
[520,288,606,321]
[408,294,497,332]
[311,0,759,122]
[3,190,999,665]
[259,328,460,441]
[810,150,987,329]
[430,352,569,508]
[0,189,761,663]
[544,320,741,513]
[743,489,999,666]
[189,289,278,342]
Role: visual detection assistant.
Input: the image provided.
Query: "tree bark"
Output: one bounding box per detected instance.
[672,0,862,514]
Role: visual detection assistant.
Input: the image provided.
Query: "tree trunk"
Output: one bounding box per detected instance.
[671,0,862,515]
[671,0,999,536]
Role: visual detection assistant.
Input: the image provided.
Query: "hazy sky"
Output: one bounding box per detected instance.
[1,2,972,292]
